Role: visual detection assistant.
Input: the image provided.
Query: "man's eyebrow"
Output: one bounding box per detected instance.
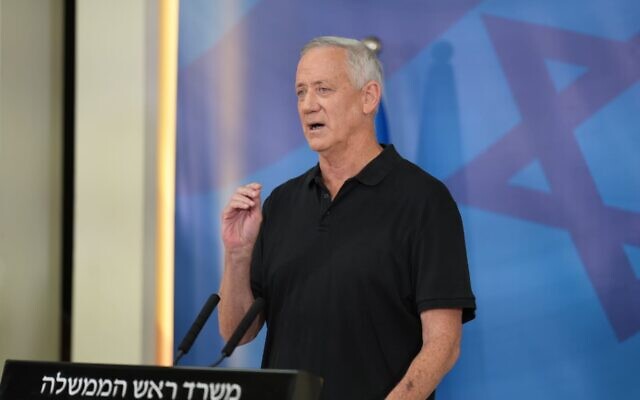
[296,80,329,88]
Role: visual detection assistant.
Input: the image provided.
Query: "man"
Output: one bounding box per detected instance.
[219,36,475,399]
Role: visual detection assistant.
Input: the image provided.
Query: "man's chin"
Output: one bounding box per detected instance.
[305,137,330,153]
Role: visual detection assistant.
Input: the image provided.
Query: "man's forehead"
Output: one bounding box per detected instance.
[296,46,348,83]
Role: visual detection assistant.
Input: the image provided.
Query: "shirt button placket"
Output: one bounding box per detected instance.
[318,191,331,231]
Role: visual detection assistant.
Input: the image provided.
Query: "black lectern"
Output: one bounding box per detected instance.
[0,360,322,400]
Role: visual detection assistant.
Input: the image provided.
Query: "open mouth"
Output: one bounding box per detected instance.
[308,123,325,131]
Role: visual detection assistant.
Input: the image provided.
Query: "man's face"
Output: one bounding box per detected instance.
[295,47,365,154]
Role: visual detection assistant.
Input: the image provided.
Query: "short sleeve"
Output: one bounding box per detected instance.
[412,183,476,323]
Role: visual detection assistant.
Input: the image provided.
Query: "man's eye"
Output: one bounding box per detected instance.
[318,87,331,94]
[296,89,306,98]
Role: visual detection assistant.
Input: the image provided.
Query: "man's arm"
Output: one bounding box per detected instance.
[218,183,265,344]
[386,308,463,400]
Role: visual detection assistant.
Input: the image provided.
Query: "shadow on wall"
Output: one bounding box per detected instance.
[417,41,462,179]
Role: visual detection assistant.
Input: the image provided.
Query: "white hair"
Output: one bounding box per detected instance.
[301,36,384,94]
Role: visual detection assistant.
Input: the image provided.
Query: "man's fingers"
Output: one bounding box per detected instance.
[228,195,255,209]
[236,184,261,199]
[222,183,263,217]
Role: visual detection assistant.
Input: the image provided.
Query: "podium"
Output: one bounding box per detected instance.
[0,360,323,400]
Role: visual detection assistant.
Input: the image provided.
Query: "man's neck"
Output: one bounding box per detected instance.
[318,134,382,199]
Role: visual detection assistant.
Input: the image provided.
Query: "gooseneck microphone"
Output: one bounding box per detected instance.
[211,297,265,368]
[173,293,221,366]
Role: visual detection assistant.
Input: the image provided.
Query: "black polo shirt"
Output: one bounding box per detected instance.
[251,145,475,400]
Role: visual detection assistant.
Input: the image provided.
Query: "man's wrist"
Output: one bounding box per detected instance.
[224,245,254,266]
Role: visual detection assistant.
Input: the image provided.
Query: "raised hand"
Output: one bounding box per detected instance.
[221,183,263,251]
[219,182,265,341]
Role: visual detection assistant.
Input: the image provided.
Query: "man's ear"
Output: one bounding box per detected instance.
[361,80,382,115]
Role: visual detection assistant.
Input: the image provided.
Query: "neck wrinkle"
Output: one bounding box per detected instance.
[318,132,382,198]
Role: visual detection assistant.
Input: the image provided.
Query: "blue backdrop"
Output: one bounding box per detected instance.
[174,1,640,398]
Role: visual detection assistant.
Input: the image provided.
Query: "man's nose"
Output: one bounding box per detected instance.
[300,92,320,113]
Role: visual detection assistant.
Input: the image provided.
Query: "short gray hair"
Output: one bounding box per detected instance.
[301,36,384,94]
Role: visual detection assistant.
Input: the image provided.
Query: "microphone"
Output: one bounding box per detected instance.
[173,293,220,366]
[211,297,265,367]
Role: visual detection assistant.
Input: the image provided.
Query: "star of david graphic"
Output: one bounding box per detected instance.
[446,15,640,341]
